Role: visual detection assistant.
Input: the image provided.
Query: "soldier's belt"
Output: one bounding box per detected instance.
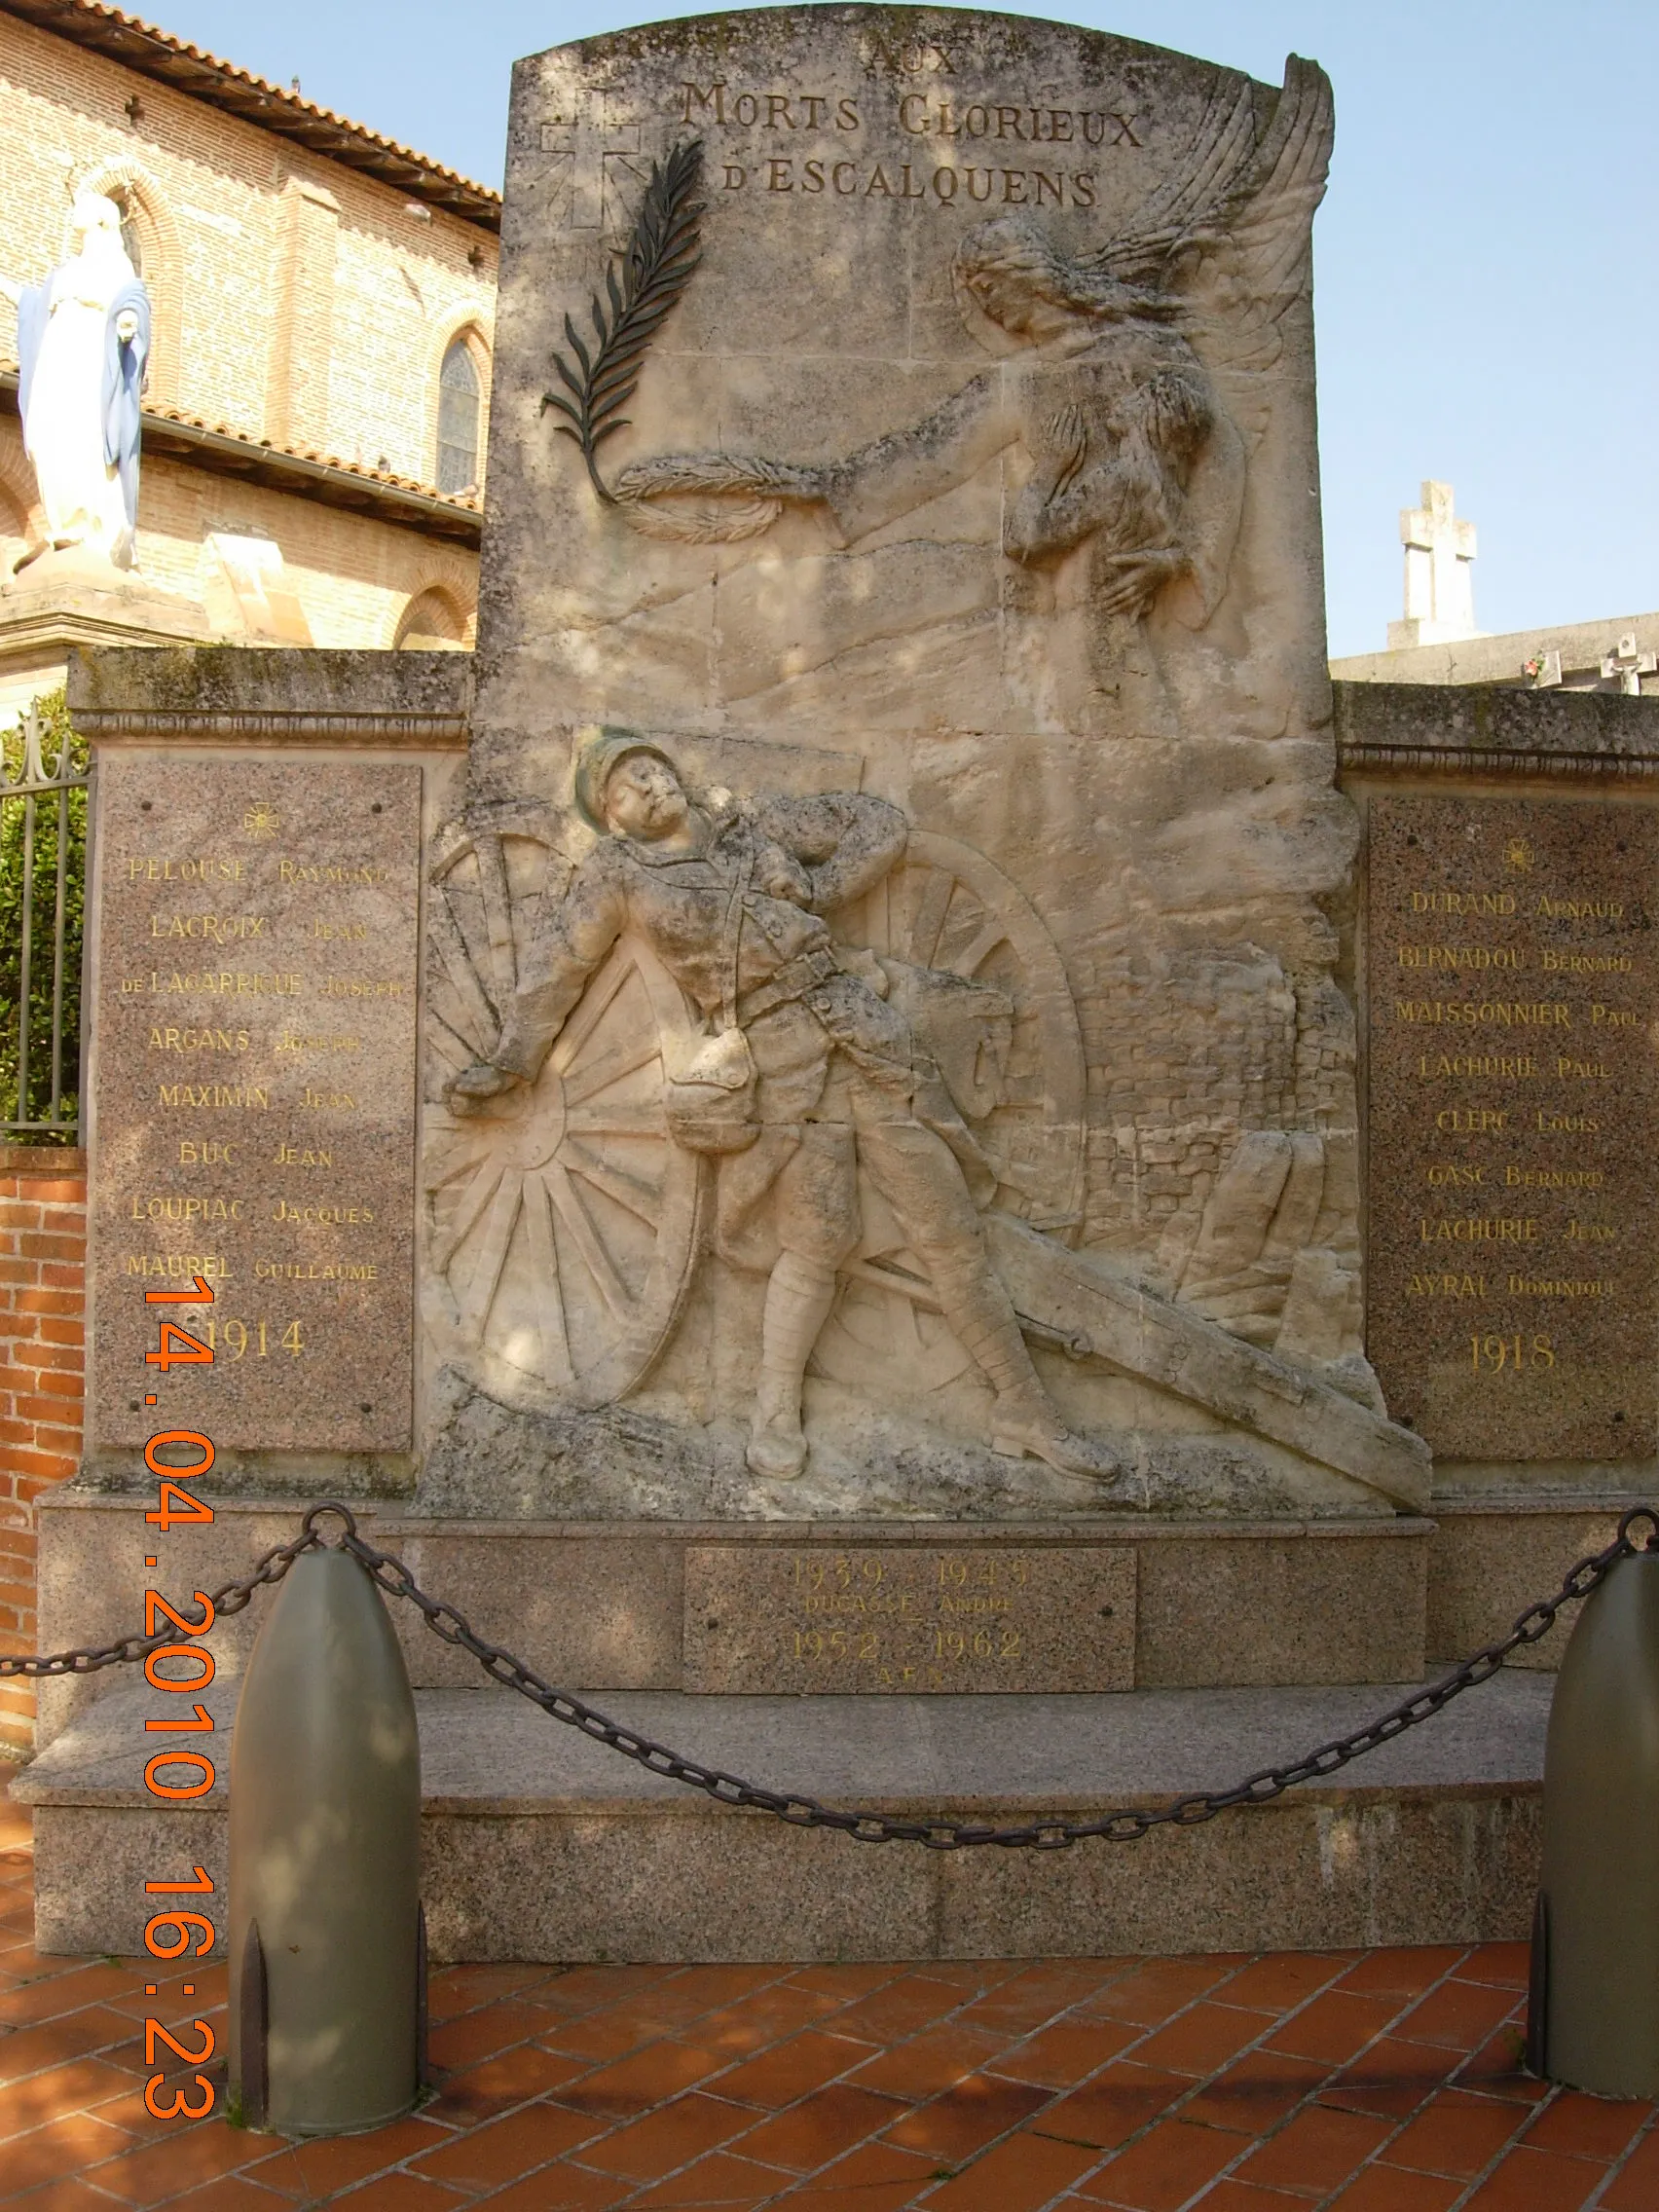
[736,946,840,1025]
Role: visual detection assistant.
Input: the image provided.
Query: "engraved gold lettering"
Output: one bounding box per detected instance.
[1409,891,1516,915]
[270,1199,375,1225]
[1397,944,1525,971]
[128,1196,243,1223]
[127,857,244,882]
[1418,1054,1539,1079]
[149,914,267,942]
[1419,1217,1540,1243]
[148,1027,250,1052]
[1394,1000,1569,1027]
[158,1085,268,1109]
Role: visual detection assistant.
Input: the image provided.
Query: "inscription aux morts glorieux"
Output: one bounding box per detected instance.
[678,80,1143,143]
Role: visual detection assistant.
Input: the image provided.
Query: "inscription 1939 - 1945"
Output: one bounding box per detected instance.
[682,1545,1135,1694]
[1366,796,1659,1461]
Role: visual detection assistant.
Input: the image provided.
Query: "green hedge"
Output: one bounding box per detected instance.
[0,690,87,1140]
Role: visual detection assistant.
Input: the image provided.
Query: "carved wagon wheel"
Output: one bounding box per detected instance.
[423,807,705,1408]
[816,830,1088,1396]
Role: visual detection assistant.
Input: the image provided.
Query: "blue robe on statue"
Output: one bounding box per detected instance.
[16,272,150,544]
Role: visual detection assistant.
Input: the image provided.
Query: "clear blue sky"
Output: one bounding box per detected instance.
[152,1,1658,658]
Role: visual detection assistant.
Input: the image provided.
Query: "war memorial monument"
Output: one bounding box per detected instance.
[18,8,1659,1964]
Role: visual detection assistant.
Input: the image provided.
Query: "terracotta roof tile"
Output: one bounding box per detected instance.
[0,0,502,229]
[144,396,484,508]
[0,355,481,508]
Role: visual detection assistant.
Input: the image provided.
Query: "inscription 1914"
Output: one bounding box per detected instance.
[683,1545,1135,1694]
[1366,796,1659,1460]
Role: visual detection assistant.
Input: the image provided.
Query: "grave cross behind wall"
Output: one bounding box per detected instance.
[1387,479,1481,648]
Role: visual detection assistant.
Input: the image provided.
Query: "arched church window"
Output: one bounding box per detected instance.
[437,339,481,495]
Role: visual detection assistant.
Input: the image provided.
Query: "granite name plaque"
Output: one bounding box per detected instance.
[90,755,422,1453]
[1366,795,1658,1459]
[682,1544,1136,1694]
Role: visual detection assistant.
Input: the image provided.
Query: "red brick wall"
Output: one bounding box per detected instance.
[0,1146,87,1753]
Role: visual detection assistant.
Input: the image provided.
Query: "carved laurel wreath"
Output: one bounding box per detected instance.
[542,139,811,541]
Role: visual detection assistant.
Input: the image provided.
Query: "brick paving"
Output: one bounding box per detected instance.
[3,1797,1657,2211]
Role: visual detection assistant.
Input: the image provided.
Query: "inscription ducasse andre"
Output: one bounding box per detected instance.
[682,1544,1135,1695]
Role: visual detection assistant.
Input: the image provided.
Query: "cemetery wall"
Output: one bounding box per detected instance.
[0,1144,84,1753]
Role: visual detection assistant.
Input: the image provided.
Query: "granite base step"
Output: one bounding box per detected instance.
[13,1673,1551,1963]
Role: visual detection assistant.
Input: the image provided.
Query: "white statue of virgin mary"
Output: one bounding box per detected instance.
[1,193,151,571]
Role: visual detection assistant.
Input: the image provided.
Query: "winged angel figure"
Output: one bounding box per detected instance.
[610,58,1333,680]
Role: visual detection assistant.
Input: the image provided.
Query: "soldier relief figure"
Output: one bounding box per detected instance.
[448,731,1122,1489]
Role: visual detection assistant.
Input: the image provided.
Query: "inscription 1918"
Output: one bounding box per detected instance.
[683,1545,1135,1694]
[1366,796,1659,1459]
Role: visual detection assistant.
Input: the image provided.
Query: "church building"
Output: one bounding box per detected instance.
[0,0,498,716]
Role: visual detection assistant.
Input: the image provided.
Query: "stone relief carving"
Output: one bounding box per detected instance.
[581,57,1333,716]
[425,730,1121,1490]
[1075,946,1372,1402]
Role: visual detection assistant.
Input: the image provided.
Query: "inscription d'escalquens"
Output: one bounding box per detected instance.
[677,80,1142,206]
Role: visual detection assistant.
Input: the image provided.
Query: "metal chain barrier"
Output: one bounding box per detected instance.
[0,1519,325,1682]
[8,1501,1658,1852]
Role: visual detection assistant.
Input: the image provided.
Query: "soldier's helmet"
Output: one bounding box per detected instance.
[571,726,681,832]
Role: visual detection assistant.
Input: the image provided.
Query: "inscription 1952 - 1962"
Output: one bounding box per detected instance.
[682,1544,1135,1694]
[1366,796,1659,1460]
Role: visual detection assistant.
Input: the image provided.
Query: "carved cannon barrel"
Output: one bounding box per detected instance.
[227,1549,424,2136]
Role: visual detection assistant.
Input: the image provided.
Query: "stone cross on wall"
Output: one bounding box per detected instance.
[1602,632,1657,697]
[1387,480,1480,648]
[539,90,644,231]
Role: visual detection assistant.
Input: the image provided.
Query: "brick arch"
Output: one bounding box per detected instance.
[426,304,493,496]
[390,571,476,650]
[74,161,184,407]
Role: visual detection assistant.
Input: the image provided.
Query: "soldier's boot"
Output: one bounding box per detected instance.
[747,1251,838,1480]
[936,1263,1125,1487]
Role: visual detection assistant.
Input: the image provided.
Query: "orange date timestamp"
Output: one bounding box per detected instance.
[137,1272,221,2120]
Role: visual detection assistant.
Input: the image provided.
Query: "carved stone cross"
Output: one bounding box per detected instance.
[1602,632,1657,696]
[1387,480,1480,649]
[539,91,643,231]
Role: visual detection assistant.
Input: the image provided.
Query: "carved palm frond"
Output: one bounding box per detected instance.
[541,139,705,504]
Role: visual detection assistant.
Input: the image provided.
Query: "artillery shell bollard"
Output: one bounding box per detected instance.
[227,1547,424,2136]
[1529,1539,1659,2096]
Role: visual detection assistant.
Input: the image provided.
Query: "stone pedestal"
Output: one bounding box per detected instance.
[0,543,211,722]
[18,1670,1548,1962]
